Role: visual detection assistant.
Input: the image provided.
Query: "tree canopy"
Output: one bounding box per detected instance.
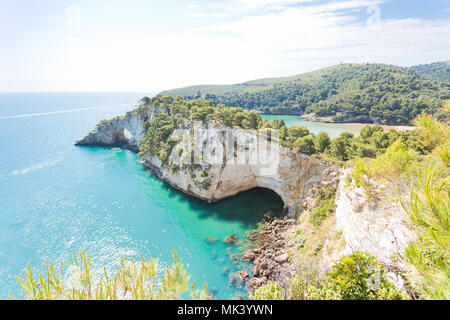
[161,63,449,125]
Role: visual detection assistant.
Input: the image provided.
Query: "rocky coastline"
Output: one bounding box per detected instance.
[75,103,416,296]
[242,217,297,292]
[299,113,375,124]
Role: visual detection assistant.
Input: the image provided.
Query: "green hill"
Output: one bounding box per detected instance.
[159,63,450,125]
[158,73,306,97]
[410,61,450,82]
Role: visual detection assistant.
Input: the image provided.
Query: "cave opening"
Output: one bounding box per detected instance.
[181,187,286,228]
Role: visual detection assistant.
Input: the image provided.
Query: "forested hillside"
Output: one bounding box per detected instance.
[160,63,450,125]
[410,61,450,82]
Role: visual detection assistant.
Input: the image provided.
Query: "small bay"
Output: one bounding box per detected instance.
[0,93,370,299]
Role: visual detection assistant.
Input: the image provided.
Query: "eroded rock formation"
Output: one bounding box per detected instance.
[76,104,416,291]
[75,105,340,217]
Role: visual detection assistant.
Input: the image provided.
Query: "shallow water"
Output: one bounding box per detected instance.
[0,93,286,299]
[0,94,371,299]
[261,114,367,138]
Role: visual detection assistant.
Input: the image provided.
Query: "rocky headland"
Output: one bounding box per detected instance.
[75,101,415,294]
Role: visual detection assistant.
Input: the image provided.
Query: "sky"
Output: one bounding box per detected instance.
[0,0,449,92]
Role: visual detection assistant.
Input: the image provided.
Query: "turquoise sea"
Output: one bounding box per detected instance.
[0,93,361,299]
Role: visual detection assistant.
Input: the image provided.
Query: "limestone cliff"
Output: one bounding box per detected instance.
[75,105,340,217]
[75,107,154,151]
[334,169,415,287]
[76,104,415,290]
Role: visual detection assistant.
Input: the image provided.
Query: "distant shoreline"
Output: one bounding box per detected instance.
[261,113,416,133]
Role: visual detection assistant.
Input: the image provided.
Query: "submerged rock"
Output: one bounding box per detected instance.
[229,254,240,264]
[205,236,218,244]
[242,249,256,261]
[229,273,244,288]
[209,286,219,296]
[223,233,238,244]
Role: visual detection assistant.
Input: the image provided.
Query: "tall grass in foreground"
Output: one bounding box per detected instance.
[11,250,207,300]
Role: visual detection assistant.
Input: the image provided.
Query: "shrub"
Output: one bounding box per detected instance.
[315,132,331,153]
[264,252,408,300]
[402,165,449,299]
[310,187,336,226]
[249,282,285,300]
[400,105,449,299]
[350,139,417,197]
[326,252,408,300]
[294,134,316,155]
[288,126,310,139]
[200,170,209,178]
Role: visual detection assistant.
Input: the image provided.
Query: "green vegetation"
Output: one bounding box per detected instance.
[410,61,450,83]
[94,95,426,167]
[266,120,424,164]
[138,112,179,162]
[403,166,449,299]
[96,115,126,130]
[310,187,337,227]
[123,95,430,175]
[346,102,449,299]
[200,170,209,178]
[400,105,450,300]
[89,96,449,301]
[12,250,207,300]
[136,96,264,164]
[250,252,408,300]
[350,140,418,198]
[249,282,285,300]
[161,63,449,125]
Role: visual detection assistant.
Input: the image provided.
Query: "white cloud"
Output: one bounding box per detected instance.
[3,0,449,92]
[187,3,199,9]
[189,12,228,18]
[237,0,316,10]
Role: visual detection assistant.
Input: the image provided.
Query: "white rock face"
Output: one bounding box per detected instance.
[74,107,157,150]
[75,105,340,216]
[142,121,340,216]
[335,168,415,265]
[76,105,417,288]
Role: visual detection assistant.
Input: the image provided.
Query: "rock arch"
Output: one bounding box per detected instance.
[75,108,341,217]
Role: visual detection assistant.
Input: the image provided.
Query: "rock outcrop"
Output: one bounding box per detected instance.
[335,169,415,266]
[244,217,297,291]
[75,104,415,291]
[75,105,340,217]
[300,113,375,124]
[334,169,416,288]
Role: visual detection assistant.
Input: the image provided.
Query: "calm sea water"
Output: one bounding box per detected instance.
[0,93,287,300]
[261,114,365,138]
[0,94,362,300]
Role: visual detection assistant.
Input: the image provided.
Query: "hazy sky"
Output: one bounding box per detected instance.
[1,0,449,92]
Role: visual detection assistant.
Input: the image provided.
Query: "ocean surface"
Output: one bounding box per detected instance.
[0,93,362,299]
